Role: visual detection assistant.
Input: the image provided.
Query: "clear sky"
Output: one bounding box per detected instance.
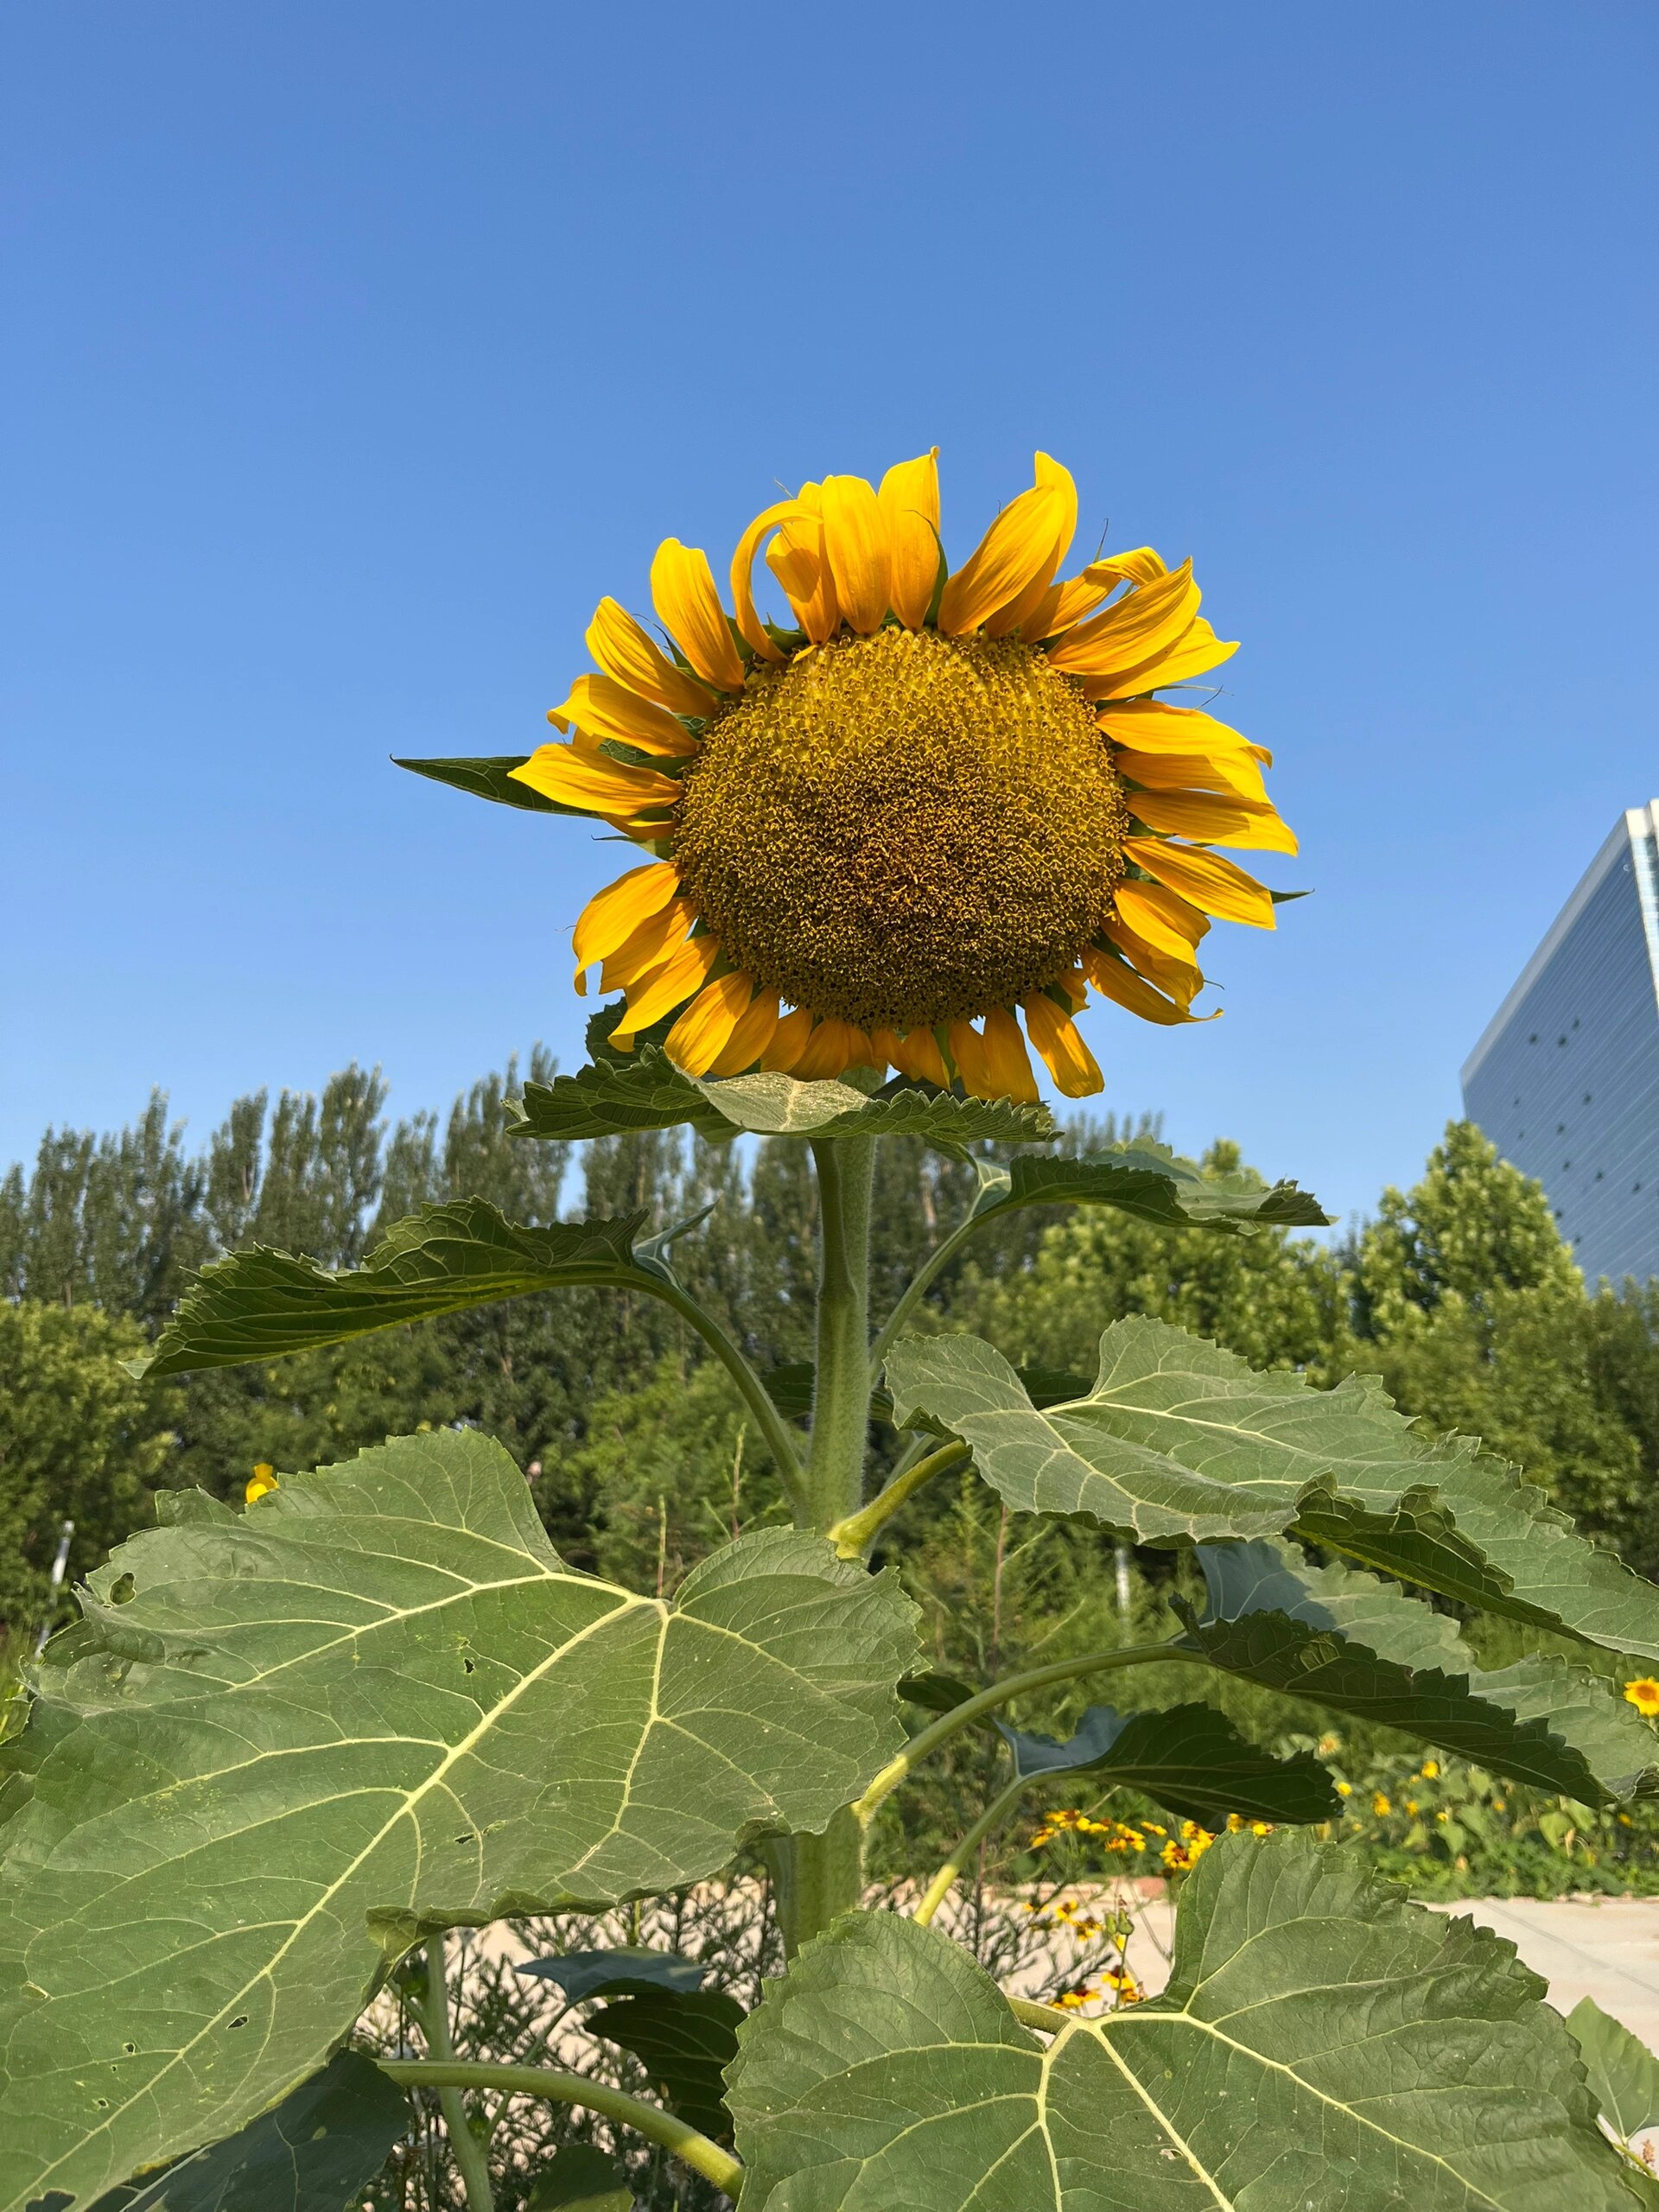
[3,3,1655,1229]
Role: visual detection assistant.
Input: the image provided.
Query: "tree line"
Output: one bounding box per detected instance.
[4,1053,1659,1649]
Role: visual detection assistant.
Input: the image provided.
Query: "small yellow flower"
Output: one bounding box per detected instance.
[1624,1678,1659,1718]
[245,1463,279,1504]
[1421,1759,1440,1778]
[1057,1986,1097,2010]
[1492,1798,1507,1813]
[1334,1780,1352,1797]
[1404,1799,1420,1815]
[1372,1793,1392,1817]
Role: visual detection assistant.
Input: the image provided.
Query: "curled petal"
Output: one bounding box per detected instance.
[730,500,800,663]
[1123,837,1276,929]
[1021,995,1104,1096]
[982,1007,1041,1103]
[878,449,941,627]
[1100,918,1203,1007]
[820,475,892,634]
[793,1015,861,1080]
[768,486,840,643]
[650,539,746,692]
[1084,618,1238,699]
[572,861,683,989]
[1046,560,1198,676]
[599,899,694,994]
[709,988,780,1076]
[937,483,1064,636]
[984,454,1077,639]
[947,1020,995,1098]
[760,1005,814,1072]
[1113,879,1211,952]
[1084,546,1168,589]
[587,597,718,720]
[665,971,754,1077]
[1085,947,1219,1026]
[551,674,700,759]
[611,934,721,1039]
[1128,790,1297,854]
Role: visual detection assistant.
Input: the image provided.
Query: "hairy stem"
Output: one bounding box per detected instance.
[377,2061,743,2196]
[417,1935,495,2212]
[647,1275,809,1519]
[806,1137,874,1534]
[853,1641,1196,1826]
[913,1772,1031,1928]
[827,1439,969,1558]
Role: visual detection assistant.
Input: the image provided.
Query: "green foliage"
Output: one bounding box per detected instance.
[586,1988,744,2144]
[87,2051,410,2212]
[725,1831,1633,2210]
[1568,1997,1659,2148]
[995,1700,1338,1824]
[0,1300,176,1638]
[0,1430,918,2212]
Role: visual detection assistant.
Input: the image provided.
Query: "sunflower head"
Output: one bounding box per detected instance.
[512,451,1295,1101]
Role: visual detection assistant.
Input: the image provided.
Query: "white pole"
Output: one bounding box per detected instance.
[35,1518,76,1653]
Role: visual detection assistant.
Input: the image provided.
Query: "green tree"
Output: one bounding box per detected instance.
[0,1301,178,1639]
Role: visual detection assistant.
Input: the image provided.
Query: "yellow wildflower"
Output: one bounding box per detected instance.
[245,1463,279,1504]
[1372,1793,1392,1817]
[1421,1759,1440,1778]
[1624,1678,1659,1718]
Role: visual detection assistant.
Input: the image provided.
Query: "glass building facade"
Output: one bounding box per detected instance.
[1462,804,1659,1288]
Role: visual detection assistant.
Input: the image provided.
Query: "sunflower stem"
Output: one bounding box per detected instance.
[376,2061,742,2196]
[775,1135,879,1955]
[913,1771,1031,1928]
[417,1933,495,2212]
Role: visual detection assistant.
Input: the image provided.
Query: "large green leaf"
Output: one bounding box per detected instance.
[724,1831,1636,2210]
[514,1049,741,1143]
[525,2145,633,2212]
[515,1946,705,2004]
[1180,1539,1659,1802]
[394,753,586,816]
[692,1073,1056,1151]
[135,1198,683,1378]
[886,1320,1659,1662]
[994,1700,1337,1825]
[79,2051,407,2212]
[588,1988,745,2144]
[0,1428,918,2212]
[967,1143,1331,1233]
[1569,1996,1659,2145]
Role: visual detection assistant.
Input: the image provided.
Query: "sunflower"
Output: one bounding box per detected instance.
[513,451,1294,1101]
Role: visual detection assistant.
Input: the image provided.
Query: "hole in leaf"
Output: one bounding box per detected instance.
[461,1657,476,1674]
[122,2042,136,2055]
[454,1834,474,1847]
[108,1574,136,1605]
[228,2015,249,2030]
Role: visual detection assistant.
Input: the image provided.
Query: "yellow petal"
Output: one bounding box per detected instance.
[650,539,746,692]
[1112,747,1268,802]
[245,1465,279,1503]
[599,899,693,993]
[551,673,700,759]
[1084,948,1218,1026]
[586,597,718,721]
[1021,995,1104,1097]
[573,861,683,988]
[1041,570,1119,637]
[665,971,753,1078]
[1113,879,1211,952]
[820,474,892,634]
[767,487,840,643]
[709,988,780,1076]
[510,744,680,822]
[1099,918,1203,1007]
[982,1007,1041,1103]
[947,1020,995,1098]
[937,482,1064,635]
[730,499,798,663]
[1096,699,1251,755]
[1124,837,1276,928]
[1045,560,1198,676]
[878,449,941,628]
[793,1015,859,1080]
[1128,790,1297,854]
[1084,546,1167,589]
[1085,618,1238,699]
[983,454,1077,638]
[611,934,721,1039]
[760,1005,814,1072]
[882,1026,949,1086]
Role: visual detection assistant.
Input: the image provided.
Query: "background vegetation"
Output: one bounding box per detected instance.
[6,1054,1659,1909]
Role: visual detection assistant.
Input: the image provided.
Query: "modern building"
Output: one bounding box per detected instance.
[1461,803,1659,1288]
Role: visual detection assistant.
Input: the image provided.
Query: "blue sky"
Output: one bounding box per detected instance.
[3,3,1655,1229]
